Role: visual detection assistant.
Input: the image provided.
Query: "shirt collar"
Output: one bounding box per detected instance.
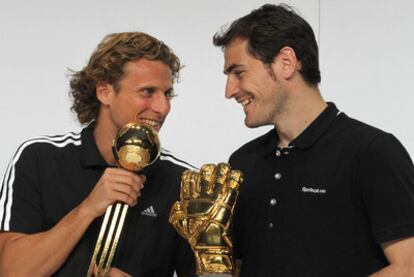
[264,102,341,156]
[263,128,280,157]
[80,122,109,168]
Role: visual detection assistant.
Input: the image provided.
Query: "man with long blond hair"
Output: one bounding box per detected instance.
[0,32,195,277]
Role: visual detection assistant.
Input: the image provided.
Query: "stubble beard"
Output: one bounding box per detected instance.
[244,85,287,129]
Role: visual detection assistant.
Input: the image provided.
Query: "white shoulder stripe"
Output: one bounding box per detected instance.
[0,132,81,231]
[160,147,171,153]
[159,155,197,170]
[159,149,197,170]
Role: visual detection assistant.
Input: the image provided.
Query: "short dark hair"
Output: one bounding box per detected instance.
[213,4,321,85]
[69,32,180,125]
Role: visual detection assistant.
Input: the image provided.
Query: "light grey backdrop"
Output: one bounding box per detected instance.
[1,0,413,172]
[1,0,413,276]
[0,0,319,171]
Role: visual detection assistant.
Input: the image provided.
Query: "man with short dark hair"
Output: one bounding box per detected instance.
[0,32,195,277]
[213,4,414,276]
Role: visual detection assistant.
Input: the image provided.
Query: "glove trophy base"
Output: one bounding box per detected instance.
[195,248,233,274]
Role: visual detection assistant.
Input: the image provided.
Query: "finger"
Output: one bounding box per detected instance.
[227,169,244,190]
[108,267,133,277]
[104,167,135,176]
[92,263,98,275]
[189,170,202,198]
[112,183,141,205]
[108,173,144,193]
[216,163,231,191]
[113,190,138,206]
[180,170,192,200]
[199,164,216,195]
[169,202,189,238]
[138,174,147,188]
[105,168,144,185]
[137,174,146,190]
[221,169,244,209]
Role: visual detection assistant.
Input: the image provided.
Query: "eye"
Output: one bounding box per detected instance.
[234,70,245,80]
[165,89,177,100]
[141,87,156,95]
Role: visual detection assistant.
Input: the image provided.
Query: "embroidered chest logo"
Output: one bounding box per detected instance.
[140,205,158,217]
[301,186,327,194]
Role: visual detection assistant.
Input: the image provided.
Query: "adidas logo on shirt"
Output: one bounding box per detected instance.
[140,205,157,217]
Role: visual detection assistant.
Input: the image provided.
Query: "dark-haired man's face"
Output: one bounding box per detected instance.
[223,38,288,128]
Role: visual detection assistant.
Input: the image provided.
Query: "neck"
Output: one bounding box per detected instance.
[93,115,118,166]
[274,85,327,148]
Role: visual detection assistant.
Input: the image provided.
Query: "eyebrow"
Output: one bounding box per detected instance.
[223,64,243,75]
[137,85,174,92]
[137,85,156,92]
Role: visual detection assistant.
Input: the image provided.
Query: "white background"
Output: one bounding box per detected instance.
[0,0,413,174]
[1,1,413,276]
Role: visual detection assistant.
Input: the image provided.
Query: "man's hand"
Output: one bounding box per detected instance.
[93,267,133,277]
[90,265,133,277]
[369,237,414,276]
[108,267,133,277]
[169,163,243,275]
[82,168,146,219]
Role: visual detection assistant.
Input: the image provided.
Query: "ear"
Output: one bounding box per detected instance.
[96,81,114,106]
[271,46,301,80]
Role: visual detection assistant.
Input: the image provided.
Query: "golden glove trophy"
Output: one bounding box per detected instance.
[169,163,243,275]
[87,122,160,277]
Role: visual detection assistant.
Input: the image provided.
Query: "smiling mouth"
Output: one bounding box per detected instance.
[137,118,163,130]
[241,99,252,107]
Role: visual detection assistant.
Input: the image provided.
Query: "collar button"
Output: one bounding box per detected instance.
[274,173,282,180]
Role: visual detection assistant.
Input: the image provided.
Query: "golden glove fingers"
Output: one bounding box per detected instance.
[169,201,189,239]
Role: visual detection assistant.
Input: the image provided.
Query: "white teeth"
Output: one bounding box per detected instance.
[140,119,159,127]
[241,99,251,107]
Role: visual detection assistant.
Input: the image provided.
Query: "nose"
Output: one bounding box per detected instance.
[225,76,239,99]
[151,92,170,116]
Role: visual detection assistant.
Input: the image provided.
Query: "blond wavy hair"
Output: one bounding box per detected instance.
[69,32,181,124]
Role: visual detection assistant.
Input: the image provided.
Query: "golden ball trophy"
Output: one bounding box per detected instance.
[87,122,160,277]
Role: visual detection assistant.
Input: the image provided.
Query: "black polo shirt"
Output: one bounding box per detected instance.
[229,103,414,277]
[0,124,196,276]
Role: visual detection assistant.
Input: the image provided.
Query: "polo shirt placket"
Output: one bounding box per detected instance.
[269,145,292,275]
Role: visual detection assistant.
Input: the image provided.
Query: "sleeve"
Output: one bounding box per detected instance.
[174,231,196,276]
[0,142,45,233]
[229,153,244,260]
[360,133,414,243]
